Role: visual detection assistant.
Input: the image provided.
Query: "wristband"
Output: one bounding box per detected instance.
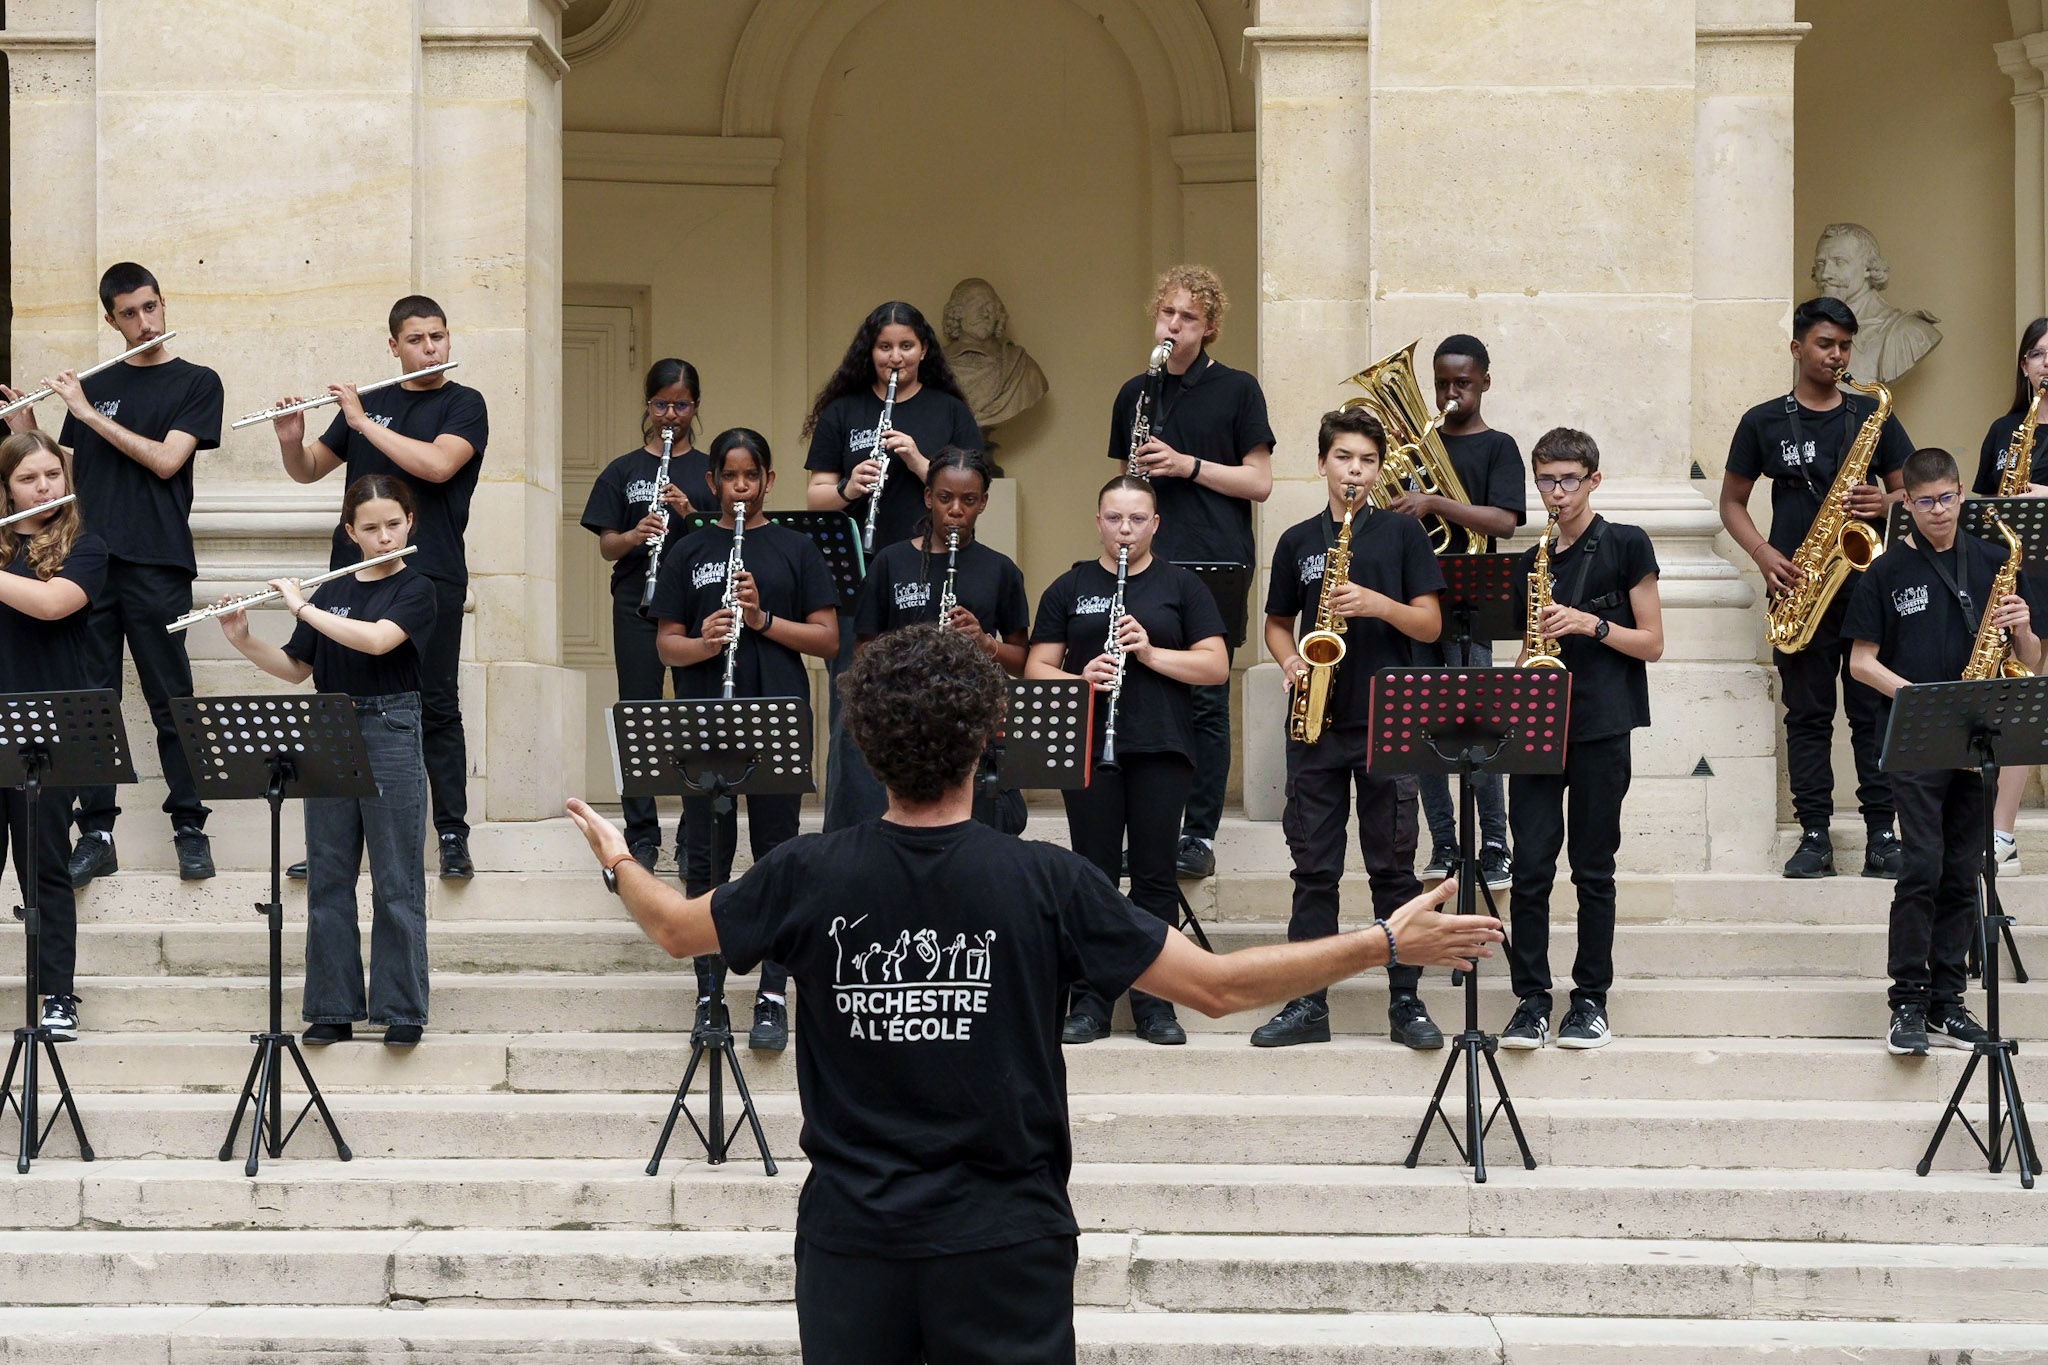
[836,474,853,503]
[1190,456,1204,481]
[758,609,774,634]
[1380,919,1398,967]
[293,603,309,621]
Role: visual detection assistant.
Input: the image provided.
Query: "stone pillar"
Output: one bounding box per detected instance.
[1998,26,2048,326]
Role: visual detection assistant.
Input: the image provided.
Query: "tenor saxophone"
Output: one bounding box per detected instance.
[1288,488,1357,744]
[1963,514,2034,681]
[1763,371,1890,654]
[1998,383,2045,497]
[1523,509,1566,668]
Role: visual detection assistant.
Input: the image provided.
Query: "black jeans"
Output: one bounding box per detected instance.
[1181,681,1230,841]
[794,1233,1077,1365]
[1506,733,1632,1013]
[1281,726,1422,997]
[610,585,671,850]
[3,785,77,997]
[683,792,800,998]
[824,616,889,832]
[1887,767,1981,1010]
[1416,636,1508,851]
[74,559,208,836]
[421,576,470,840]
[1062,751,1192,1022]
[1776,616,1891,833]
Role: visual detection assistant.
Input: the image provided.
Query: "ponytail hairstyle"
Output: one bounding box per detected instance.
[915,445,997,591]
[801,301,969,439]
[642,357,702,444]
[0,431,83,580]
[708,427,772,476]
[2011,319,2048,416]
[341,473,416,535]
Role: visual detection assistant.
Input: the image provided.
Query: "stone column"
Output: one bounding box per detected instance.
[1998,26,2048,327]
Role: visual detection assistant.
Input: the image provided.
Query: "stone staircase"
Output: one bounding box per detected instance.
[0,812,2043,1362]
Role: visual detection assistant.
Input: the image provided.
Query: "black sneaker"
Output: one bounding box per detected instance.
[1249,996,1330,1048]
[1389,994,1444,1050]
[1175,835,1215,880]
[174,826,215,881]
[438,833,475,880]
[1862,829,1902,880]
[67,834,116,889]
[749,998,789,1052]
[1499,998,1550,1050]
[287,861,308,881]
[1422,844,1457,880]
[1061,1011,1110,1045]
[1782,827,1834,879]
[39,995,78,1042]
[1886,1004,1929,1056]
[1133,1005,1187,1046]
[302,1022,353,1045]
[1479,843,1513,891]
[630,841,660,874]
[1557,1002,1612,1050]
[382,1024,423,1047]
[1927,1002,1988,1050]
[690,999,715,1044]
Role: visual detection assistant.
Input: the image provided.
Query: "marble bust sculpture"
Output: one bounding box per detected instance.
[941,277,1049,434]
[1811,223,1941,384]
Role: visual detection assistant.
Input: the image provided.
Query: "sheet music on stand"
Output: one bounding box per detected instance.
[1883,497,2048,573]
[678,511,868,612]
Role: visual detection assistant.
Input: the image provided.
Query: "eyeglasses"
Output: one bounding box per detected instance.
[1534,475,1587,493]
[2025,349,2048,365]
[647,400,696,415]
[1909,491,1962,512]
[1099,513,1153,531]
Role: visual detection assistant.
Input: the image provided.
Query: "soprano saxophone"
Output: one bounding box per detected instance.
[1963,514,2034,681]
[1289,487,1356,744]
[720,504,747,699]
[1998,382,2046,497]
[1763,371,1890,654]
[1098,545,1131,772]
[1523,509,1566,668]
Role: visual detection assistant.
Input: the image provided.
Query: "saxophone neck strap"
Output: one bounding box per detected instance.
[1911,532,1981,633]
[1783,391,1860,502]
[1558,516,1607,610]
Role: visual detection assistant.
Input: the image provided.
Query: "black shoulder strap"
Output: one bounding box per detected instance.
[1562,516,1606,608]
[1912,533,1981,633]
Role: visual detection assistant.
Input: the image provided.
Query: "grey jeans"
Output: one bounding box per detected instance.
[302,693,430,1026]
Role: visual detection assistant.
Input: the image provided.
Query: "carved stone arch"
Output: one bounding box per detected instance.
[562,0,648,68]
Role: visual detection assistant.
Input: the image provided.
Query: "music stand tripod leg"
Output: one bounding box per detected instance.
[5,759,92,1172]
[646,1038,710,1177]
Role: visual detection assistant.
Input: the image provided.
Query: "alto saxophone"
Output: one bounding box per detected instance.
[1998,382,2046,497]
[1763,371,1890,654]
[1289,488,1357,744]
[1523,509,1566,668]
[1963,514,2034,681]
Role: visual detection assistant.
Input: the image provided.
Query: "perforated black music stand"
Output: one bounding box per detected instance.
[680,511,868,613]
[0,690,133,1172]
[1174,561,1253,651]
[174,695,369,1176]
[1882,678,2045,1189]
[1371,667,1570,1182]
[611,696,815,1175]
[1429,552,1524,929]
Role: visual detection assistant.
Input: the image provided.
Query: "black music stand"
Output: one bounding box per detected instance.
[611,696,815,1176]
[1174,561,1252,651]
[1431,553,1524,934]
[0,690,132,1172]
[176,696,366,1176]
[680,511,867,614]
[1372,667,1569,1182]
[1882,679,2045,1188]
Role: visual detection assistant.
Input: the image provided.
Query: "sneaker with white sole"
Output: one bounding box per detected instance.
[1927,1002,1989,1050]
[1994,833,2021,878]
[1422,844,1457,880]
[39,994,78,1042]
[1499,997,1550,1050]
[1556,1002,1612,1050]
[1886,1004,1929,1056]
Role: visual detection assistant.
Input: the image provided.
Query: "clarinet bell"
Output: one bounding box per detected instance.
[637,572,659,620]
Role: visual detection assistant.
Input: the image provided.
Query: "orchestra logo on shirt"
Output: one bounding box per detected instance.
[849,426,878,456]
[1298,552,1327,585]
[690,560,728,590]
[893,582,931,610]
[93,400,120,420]
[1074,594,1115,617]
[1892,585,1930,617]
[368,413,394,429]
[625,478,659,507]
[326,607,353,619]
[828,913,994,1044]
[1777,438,1820,470]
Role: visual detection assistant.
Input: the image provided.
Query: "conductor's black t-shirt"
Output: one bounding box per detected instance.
[645,520,836,704]
[579,445,715,596]
[1725,394,1913,555]
[1515,516,1659,742]
[711,817,1169,1257]
[804,387,984,557]
[0,533,106,692]
[1438,428,1528,552]
[1029,556,1226,760]
[1266,507,1444,732]
[853,537,1029,640]
[59,358,223,574]
[1844,531,2041,691]
[1105,351,1275,568]
[1974,413,2048,495]
[281,566,438,698]
[319,380,488,585]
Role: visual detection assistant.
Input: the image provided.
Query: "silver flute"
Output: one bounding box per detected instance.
[0,333,180,419]
[1124,340,1174,476]
[637,426,676,617]
[168,546,419,633]
[861,369,899,552]
[720,503,748,699]
[0,494,76,530]
[937,528,960,619]
[229,361,460,429]
[1098,544,1131,772]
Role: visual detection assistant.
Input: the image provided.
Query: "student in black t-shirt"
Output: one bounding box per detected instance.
[1027,475,1229,1045]
[1969,318,2048,876]
[0,432,109,1042]
[1846,448,2043,1057]
[214,476,438,1047]
[1,262,223,887]
[1253,409,1448,1052]
[1105,266,1275,880]
[650,429,839,1053]
[272,295,487,881]
[579,358,712,869]
[1721,296,1911,881]
[1499,430,1663,1053]
[565,624,1503,1365]
[853,446,1031,833]
[803,302,984,835]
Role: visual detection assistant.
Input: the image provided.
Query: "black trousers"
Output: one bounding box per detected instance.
[683,792,799,998]
[421,576,470,840]
[3,786,77,997]
[1506,733,1632,1012]
[74,559,208,836]
[794,1233,1078,1365]
[1776,615,1891,833]
[609,585,671,850]
[1281,726,1422,997]
[1181,681,1230,841]
[1062,751,1192,1022]
[1887,767,1981,1010]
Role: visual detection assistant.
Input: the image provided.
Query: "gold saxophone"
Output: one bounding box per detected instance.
[1763,371,1890,654]
[1523,509,1566,668]
[1289,488,1357,744]
[1340,341,1486,556]
[1963,514,2034,681]
[1998,383,2046,497]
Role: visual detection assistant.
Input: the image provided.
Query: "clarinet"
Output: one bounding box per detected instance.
[862,369,899,552]
[720,503,748,699]
[637,427,676,617]
[1098,544,1131,772]
[1124,340,1174,476]
[937,528,960,619]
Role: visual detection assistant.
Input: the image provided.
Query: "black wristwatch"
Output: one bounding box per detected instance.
[1592,619,1611,643]
[836,473,853,504]
[602,855,633,894]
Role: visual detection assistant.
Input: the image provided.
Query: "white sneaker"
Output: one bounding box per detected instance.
[1995,833,2021,876]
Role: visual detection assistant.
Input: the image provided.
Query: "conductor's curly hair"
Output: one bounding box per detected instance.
[841,625,1006,804]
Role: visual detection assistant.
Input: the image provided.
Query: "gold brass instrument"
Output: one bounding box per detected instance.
[1523,509,1566,668]
[0,332,180,419]
[1963,514,2034,681]
[168,546,419,633]
[1288,487,1357,745]
[1762,371,1891,654]
[1126,341,1174,476]
[229,361,461,430]
[1341,340,1484,556]
[1998,383,2046,497]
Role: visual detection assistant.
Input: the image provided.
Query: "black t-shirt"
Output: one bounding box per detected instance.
[1105,351,1275,567]
[1515,517,1659,742]
[711,818,1168,1257]
[1725,394,1913,555]
[1973,413,2048,495]
[58,358,223,574]
[0,533,107,692]
[1438,428,1527,552]
[1844,531,2042,691]
[1029,556,1226,759]
[281,566,438,698]
[579,445,715,595]
[1266,507,1445,732]
[853,537,1029,640]
[646,521,836,703]
[805,388,984,556]
[320,381,488,584]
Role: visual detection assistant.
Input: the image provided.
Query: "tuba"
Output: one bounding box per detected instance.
[1341,341,1485,556]
[1523,509,1566,668]
[1963,514,2034,681]
[1289,488,1356,744]
[1998,382,2046,498]
[1762,371,1890,654]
